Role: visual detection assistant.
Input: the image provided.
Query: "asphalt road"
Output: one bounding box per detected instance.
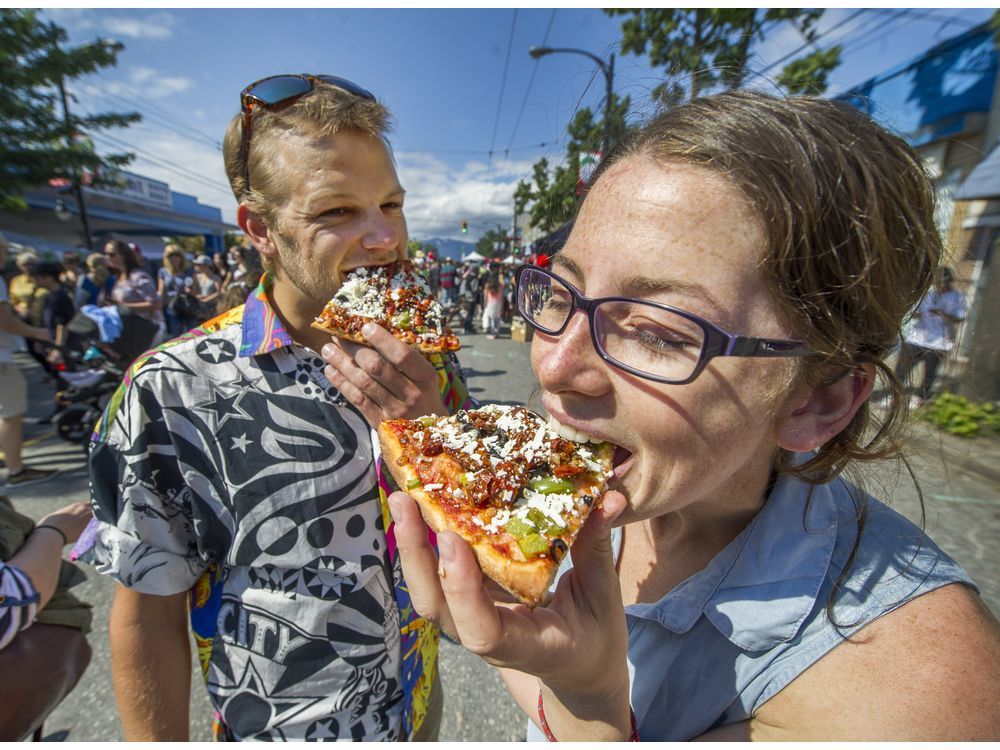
[5,324,999,741]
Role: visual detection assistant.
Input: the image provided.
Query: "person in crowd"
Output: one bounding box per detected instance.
[74,253,115,309]
[60,251,82,290]
[86,73,471,741]
[458,263,480,335]
[481,275,503,339]
[224,243,263,293]
[29,262,75,368]
[439,257,457,307]
[0,496,93,741]
[156,244,193,336]
[212,249,233,290]
[8,249,45,326]
[186,254,222,321]
[893,266,967,408]
[0,497,92,650]
[104,240,164,344]
[426,254,441,299]
[388,91,1000,741]
[0,234,56,488]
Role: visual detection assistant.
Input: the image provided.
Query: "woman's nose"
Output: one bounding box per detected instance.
[532,309,609,396]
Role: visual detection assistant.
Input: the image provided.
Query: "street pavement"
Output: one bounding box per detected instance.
[4,323,1000,741]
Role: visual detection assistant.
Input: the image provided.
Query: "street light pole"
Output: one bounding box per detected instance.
[529,46,615,157]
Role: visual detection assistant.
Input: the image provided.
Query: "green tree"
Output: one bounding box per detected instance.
[476,228,506,258]
[605,8,840,104]
[517,92,630,235]
[0,9,140,211]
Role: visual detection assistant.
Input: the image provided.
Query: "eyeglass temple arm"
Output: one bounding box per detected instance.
[725,336,813,358]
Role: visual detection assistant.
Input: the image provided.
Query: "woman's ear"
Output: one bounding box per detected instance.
[238,204,278,267]
[776,363,876,452]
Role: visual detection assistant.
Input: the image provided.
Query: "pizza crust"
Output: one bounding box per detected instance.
[378,424,558,607]
[311,320,460,353]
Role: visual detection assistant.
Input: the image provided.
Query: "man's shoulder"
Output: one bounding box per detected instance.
[126,310,247,385]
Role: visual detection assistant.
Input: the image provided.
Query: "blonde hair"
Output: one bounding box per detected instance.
[85,252,111,286]
[162,243,189,273]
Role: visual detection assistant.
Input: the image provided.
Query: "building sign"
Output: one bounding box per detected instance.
[88,170,173,211]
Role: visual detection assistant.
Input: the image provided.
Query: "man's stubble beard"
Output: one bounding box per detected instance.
[271,229,341,305]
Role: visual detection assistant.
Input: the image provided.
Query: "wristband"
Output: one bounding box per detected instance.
[537,689,639,742]
[34,524,69,546]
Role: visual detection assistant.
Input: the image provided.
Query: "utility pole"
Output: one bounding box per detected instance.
[55,55,94,251]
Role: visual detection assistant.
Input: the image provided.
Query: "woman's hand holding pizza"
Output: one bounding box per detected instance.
[389,488,634,736]
[321,322,447,427]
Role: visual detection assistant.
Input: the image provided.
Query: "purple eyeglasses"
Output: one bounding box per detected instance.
[515,264,814,385]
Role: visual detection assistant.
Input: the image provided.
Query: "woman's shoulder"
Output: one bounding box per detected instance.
[754,581,1000,739]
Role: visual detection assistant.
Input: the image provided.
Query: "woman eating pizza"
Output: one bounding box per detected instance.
[377,91,1000,740]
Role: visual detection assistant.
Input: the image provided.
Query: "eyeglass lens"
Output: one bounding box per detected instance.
[517,267,706,382]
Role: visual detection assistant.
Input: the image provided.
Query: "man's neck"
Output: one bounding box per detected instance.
[268,277,331,353]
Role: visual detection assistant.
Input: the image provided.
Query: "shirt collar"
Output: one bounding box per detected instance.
[626,461,839,651]
[240,274,294,357]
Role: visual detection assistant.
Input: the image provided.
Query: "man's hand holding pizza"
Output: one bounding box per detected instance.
[322,322,447,426]
[388,487,635,740]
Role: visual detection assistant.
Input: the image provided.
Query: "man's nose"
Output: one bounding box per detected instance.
[361,210,403,251]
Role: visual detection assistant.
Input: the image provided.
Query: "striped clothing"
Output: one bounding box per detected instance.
[0,562,40,650]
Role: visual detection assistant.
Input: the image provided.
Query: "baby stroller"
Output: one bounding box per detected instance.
[50,307,159,447]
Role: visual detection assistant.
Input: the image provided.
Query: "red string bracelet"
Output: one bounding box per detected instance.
[537,689,639,742]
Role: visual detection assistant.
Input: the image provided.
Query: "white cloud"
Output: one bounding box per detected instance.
[77,67,194,102]
[102,12,177,41]
[93,124,238,224]
[396,151,540,240]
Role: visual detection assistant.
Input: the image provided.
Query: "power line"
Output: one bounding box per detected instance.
[755,8,868,78]
[505,9,557,158]
[91,70,223,149]
[90,130,233,197]
[868,8,980,30]
[480,9,519,221]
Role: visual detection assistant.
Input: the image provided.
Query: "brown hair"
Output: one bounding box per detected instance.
[222,80,393,230]
[105,240,143,277]
[609,90,940,484]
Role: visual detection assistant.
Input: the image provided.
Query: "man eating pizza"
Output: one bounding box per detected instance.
[86,74,471,740]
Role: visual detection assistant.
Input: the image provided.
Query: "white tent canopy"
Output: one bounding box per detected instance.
[501,254,517,264]
[461,250,486,262]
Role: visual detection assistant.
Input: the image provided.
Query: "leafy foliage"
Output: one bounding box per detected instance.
[605,8,839,103]
[0,9,140,211]
[517,93,630,236]
[476,228,507,258]
[918,392,1000,438]
[515,9,841,245]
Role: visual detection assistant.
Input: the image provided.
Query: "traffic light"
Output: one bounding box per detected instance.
[460,221,468,234]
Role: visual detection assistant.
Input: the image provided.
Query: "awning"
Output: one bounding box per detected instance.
[954,144,1000,201]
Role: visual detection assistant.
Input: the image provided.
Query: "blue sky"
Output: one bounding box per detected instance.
[45,6,996,241]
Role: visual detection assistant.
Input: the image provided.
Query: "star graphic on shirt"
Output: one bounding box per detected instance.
[305,718,339,740]
[195,337,237,364]
[209,657,326,737]
[232,433,252,453]
[192,379,254,432]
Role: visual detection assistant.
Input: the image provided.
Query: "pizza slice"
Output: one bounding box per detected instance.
[312,260,461,353]
[378,404,615,607]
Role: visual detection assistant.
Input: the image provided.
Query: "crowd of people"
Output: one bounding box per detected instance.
[420,256,518,339]
[0,74,998,743]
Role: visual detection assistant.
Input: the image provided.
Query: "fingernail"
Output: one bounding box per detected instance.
[387,493,403,520]
[321,343,335,358]
[361,323,377,337]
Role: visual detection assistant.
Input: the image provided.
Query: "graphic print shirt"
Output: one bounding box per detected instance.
[88,278,470,740]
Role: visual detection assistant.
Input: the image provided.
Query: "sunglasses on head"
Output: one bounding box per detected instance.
[239,74,376,194]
